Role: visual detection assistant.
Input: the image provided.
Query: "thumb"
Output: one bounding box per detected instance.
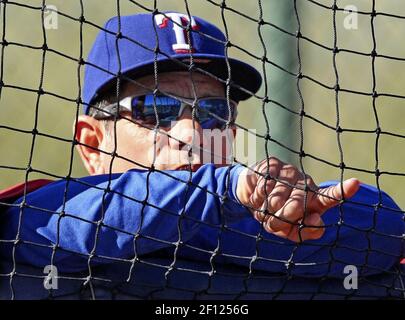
[315,178,360,212]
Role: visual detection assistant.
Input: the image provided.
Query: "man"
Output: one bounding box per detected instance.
[0,12,403,299]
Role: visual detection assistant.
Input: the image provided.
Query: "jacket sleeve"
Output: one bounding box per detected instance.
[192,181,405,278]
[0,164,250,272]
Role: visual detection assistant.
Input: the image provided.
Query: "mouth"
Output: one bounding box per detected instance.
[174,163,204,172]
[174,162,229,171]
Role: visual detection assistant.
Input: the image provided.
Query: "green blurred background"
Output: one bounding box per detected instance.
[1,0,405,208]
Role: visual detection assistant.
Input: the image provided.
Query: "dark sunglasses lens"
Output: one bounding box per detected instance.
[197,99,234,127]
[130,96,235,129]
[132,95,182,127]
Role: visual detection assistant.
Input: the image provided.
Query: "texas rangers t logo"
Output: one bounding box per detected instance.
[155,13,199,54]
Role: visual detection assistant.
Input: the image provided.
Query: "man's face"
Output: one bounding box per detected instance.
[76,71,237,174]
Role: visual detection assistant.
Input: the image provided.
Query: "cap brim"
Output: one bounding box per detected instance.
[92,54,262,104]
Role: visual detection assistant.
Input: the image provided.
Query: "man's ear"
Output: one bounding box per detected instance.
[73,115,107,175]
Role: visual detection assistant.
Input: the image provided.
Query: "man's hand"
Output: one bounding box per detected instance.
[236,157,360,242]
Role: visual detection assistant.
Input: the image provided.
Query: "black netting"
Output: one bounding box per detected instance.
[0,0,404,300]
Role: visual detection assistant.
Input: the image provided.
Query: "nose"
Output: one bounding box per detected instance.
[168,106,205,151]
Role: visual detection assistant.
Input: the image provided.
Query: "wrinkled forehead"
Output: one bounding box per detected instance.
[120,71,225,98]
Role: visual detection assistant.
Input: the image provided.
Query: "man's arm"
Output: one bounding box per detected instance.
[0,164,248,272]
[186,179,404,278]
[0,158,363,273]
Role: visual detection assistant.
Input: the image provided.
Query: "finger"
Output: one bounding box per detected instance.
[286,213,325,242]
[301,212,325,240]
[313,178,360,213]
[249,174,276,208]
[264,185,311,233]
[259,165,302,213]
[267,180,295,212]
[264,173,318,231]
[252,178,296,225]
[250,161,299,213]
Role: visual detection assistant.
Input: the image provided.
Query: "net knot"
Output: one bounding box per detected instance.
[83,275,92,286]
[374,203,383,209]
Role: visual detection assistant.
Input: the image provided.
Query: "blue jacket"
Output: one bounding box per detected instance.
[0,164,403,278]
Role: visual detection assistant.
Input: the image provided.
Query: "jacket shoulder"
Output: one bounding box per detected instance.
[0,179,54,205]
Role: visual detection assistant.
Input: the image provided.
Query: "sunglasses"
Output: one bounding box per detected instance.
[92,94,238,129]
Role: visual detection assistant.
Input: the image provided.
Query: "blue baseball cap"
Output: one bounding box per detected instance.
[82,12,262,114]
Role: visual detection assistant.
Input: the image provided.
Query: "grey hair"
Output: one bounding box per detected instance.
[88,99,114,137]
